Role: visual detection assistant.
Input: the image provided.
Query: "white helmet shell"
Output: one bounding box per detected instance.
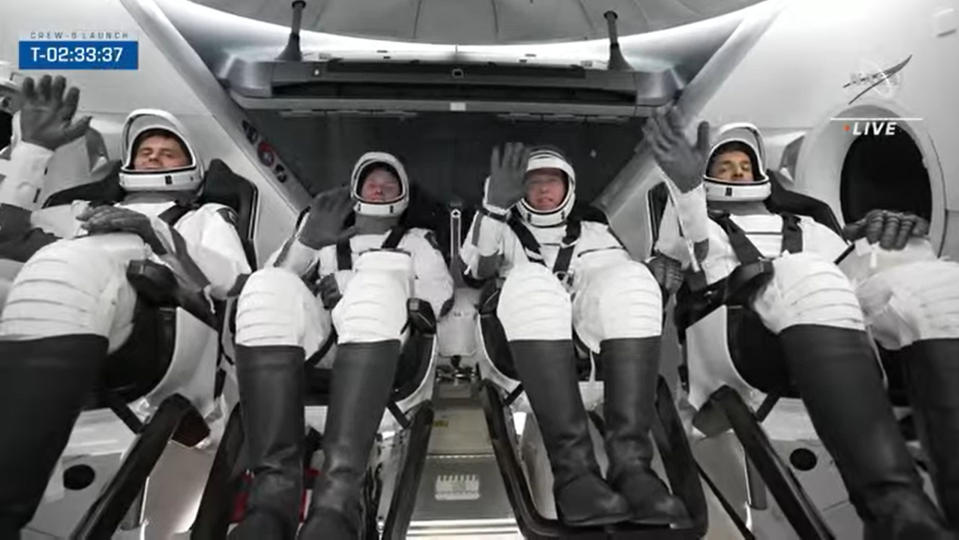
[119,109,203,193]
[350,151,410,217]
[0,61,23,92]
[703,123,770,203]
[518,146,576,227]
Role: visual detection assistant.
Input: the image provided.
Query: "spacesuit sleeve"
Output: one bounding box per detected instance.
[653,203,693,269]
[460,211,513,281]
[266,218,323,279]
[148,205,252,300]
[0,203,62,262]
[801,219,850,263]
[0,142,55,211]
[410,229,455,317]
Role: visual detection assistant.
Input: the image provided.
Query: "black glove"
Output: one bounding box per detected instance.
[646,254,684,298]
[318,273,343,310]
[78,205,166,254]
[643,106,710,194]
[485,143,530,210]
[298,186,356,250]
[19,75,92,151]
[842,209,930,250]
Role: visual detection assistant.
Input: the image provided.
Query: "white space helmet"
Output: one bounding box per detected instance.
[0,62,22,93]
[703,123,770,203]
[0,62,23,115]
[350,151,409,217]
[517,146,576,227]
[119,109,203,193]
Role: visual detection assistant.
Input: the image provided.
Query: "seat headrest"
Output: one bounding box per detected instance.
[42,160,123,208]
[200,159,258,267]
[764,170,842,234]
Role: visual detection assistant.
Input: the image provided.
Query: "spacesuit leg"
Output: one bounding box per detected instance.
[751,252,951,538]
[230,266,328,539]
[299,258,410,540]
[498,262,631,527]
[0,236,146,534]
[858,260,959,527]
[572,260,687,523]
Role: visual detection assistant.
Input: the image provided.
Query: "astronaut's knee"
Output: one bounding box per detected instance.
[498,263,571,341]
[756,253,864,333]
[333,270,408,344]
[594,261,662,339]
[861,261,959,348]
[0,240,127,338]
[235,267,317,348]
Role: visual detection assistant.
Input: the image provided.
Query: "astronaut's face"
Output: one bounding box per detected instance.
[525,168,567,211]
[360,168,402,202]
[709,150,754,183]
[133,134,190,171]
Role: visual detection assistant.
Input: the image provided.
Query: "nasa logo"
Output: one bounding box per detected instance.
[843,55,911,104]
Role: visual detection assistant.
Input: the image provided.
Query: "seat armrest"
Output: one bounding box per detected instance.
[407,298,436,334]
[126,260,217,328]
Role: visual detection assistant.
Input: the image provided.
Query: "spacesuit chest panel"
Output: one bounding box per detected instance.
[335,225,406,271]
[508,213,580,283]
[718,212,803,262]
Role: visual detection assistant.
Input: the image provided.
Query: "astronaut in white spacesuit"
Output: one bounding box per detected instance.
[460,144,688,526]
[645,106,956,538]
[0,75,250,537]
[229,151,452,540]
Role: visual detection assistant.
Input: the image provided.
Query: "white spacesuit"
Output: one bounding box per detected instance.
[646,111,955,537]
[460,145,687,527]
[229,151,452,540]
[0,101,250,537]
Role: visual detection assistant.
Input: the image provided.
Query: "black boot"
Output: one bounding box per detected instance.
[601,338,689,524]
[0,335,107,537]
[229,345,306,540]
[901,339,959,528]
[510,340,631,527]
[779,325,953,539]
[298,341,400,540]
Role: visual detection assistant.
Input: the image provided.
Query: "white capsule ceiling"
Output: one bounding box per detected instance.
[187,0,765,45]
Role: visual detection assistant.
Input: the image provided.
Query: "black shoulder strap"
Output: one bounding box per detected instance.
[507,212,547,265]
[708,210,764,265]
[780,212,803,254]
[336,238,352,271]
[709,210,805,265]
[157,203,196,227]
[336,225,408,271]
[381,225,407,250]
[506,210,581,278]
[552,217,581,278]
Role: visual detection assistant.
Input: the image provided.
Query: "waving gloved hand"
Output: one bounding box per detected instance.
[643,106,710,194]
[19,75,92,151]
[298,186,357,250]
[484,143,530,212]
[646,253,685,298]
[78,204,167,254]
[842,209,930,250]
